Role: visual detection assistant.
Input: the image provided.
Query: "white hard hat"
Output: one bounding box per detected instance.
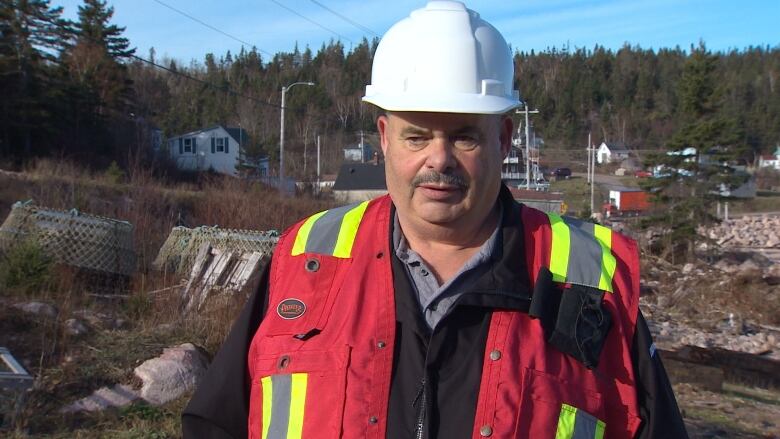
[363,1,520,114]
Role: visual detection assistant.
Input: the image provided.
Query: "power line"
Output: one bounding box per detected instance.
[307,0,378,37]
[151,0,274,57]
[126,53,314,113]
[39,13,310,114]
[269,0,353,45]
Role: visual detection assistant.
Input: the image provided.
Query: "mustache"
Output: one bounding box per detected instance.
[411,171,468,189]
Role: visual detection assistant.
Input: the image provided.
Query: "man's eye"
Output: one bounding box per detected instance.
[453,135,478,150]
[406,137,428,149]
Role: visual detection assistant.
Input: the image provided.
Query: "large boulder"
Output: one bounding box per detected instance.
[133,343,209,405]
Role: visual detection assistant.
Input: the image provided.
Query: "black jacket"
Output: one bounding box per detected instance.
[182,194,688,438]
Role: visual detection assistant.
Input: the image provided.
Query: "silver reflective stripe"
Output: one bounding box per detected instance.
[572,408,600,439]
[564,218,604,289]
[267,374,292,438]
[304,202,358,254]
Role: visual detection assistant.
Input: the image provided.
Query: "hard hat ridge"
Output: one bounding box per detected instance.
[363,1,520,114]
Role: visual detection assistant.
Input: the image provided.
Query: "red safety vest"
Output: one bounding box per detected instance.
[248,195,642,439]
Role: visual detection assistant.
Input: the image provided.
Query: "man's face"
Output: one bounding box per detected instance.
[377,111,512,232]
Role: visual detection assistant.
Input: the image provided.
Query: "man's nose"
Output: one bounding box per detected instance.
[423,136,457,172]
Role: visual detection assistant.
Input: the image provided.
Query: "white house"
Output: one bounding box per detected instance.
[597,142,631,164]
[343,142,374,162]
[759,145,780,170]
[167,125,268,176]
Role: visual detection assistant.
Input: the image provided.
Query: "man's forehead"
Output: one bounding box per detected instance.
[387,111,497,132]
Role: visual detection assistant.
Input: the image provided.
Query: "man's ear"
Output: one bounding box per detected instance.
[377,114,390,155]
[499,115,514,158]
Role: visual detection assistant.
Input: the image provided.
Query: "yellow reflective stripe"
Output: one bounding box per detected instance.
[291,210,328,256]
[332,201,370,258]
[594,224,616,293]
[261,376,273,439]
[287,373,308,439]
[595,420,606,439]
[555,403,578,439]
[547,213,571,283]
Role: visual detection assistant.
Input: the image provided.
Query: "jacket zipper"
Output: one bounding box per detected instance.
[413,327,437,439]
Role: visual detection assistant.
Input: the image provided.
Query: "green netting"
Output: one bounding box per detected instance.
[0,201,135,276]
[153,225,278,275]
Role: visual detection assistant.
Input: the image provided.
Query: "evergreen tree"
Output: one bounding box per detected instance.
[0,0,69,158]
[60,0,136,161]
[74,0,133,59]
[642,43,745,261]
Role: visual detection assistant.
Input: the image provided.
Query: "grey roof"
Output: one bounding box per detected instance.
[603,142,630,152]
[169,125,249,144]
[333,163,386,191]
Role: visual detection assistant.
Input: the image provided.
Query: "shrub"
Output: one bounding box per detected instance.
[0,238,53,296]
[105,161,126,185]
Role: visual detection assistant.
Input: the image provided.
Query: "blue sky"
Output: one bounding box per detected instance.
[53,0,780,63]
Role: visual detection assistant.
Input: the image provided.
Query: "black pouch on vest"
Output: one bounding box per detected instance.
[529,267,613,369]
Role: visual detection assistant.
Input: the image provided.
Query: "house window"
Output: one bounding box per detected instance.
[184,138,193,153]
[216,137,225,152]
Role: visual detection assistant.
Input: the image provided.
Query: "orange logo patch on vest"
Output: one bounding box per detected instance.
[277,298,306,319]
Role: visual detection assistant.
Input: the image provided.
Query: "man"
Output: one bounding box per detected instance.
[183,2,688,438]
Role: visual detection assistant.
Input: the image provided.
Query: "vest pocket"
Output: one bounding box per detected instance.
[249,346,350,439]
[266,255,349,336]
[514,368,605,439]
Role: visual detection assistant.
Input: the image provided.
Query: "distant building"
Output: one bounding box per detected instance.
[332,163,386,204]
[509,188,565,214]
[759,145,780,170]
[502,146,523,180]
[343,141,375,163]
[597,142,631,164]
[166,125,269,176]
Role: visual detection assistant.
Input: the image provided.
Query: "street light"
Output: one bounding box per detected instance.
[279,81,315,193]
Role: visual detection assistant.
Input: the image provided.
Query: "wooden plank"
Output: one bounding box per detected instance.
[196,250,234,311]
[181,243,213,310]
[659,346,780,389]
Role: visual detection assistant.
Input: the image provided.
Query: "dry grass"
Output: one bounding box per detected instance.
[0,159,335,435]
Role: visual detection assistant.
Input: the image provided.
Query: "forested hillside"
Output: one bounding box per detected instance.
[2,0,779,177]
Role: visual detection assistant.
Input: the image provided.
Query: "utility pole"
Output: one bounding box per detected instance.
[359,130,365,163]
[587,132,591,184]
[316,135,321,196]
[279,81,315,194]
[516,104,539,190]
[590,134,595,216]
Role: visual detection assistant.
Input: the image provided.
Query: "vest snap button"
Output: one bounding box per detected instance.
[305,258,320,272]
[377,341,386,349]
[489,349,501,361]
[278,355,290,370]
[369,416,378,424]
[480,425,493,437]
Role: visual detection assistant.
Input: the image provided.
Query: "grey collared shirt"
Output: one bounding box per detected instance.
[393,209,502,330]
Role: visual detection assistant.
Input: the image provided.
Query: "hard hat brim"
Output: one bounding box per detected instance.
[362,92,521,115]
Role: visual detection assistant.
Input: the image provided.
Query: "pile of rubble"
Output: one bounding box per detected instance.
[701,214,780,248]
[640,248,780,361]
